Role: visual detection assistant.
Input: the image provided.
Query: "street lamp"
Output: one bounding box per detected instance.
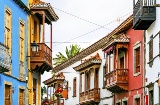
[31,41,39,52]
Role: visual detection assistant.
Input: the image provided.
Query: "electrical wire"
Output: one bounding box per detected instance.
[52,11,132,46]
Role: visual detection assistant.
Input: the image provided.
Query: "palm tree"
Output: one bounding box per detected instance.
[53,44,83,66]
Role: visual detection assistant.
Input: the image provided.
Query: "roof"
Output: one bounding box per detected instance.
[43,72,65,85]
[102,33,130,50]
[53,15,133,73]
[30,0,59,22]
[73,53,102,71]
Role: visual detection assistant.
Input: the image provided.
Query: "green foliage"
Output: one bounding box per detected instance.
[52,44,83,66]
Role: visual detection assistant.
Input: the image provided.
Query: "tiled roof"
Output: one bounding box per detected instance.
[73,53,102,71]
[52,15,133,73]
[43,72,65,85]
[30,0,59,21]
[102,33,130,50]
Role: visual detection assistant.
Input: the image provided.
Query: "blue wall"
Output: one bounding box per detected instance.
[0,0,28,105]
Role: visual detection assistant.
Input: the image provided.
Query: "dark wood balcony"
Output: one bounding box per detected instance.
[30,43,52,74]
[133,0,156,30]
[79,88,100,105]
[105,69,128,93]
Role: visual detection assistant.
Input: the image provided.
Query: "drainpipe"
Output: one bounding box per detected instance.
[143,30,146,105]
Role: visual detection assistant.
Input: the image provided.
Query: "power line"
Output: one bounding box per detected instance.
[53,12,132,47]
[53,7,112,31]
[45,42,92,43]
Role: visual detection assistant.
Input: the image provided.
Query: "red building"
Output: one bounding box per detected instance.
[103,15,144,105]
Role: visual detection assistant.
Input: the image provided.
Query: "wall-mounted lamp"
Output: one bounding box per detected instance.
[31,41,39,52]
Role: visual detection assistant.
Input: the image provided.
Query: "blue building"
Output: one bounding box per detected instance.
[0,0,31,104]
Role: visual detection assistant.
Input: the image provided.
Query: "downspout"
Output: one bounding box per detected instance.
[143,30,146,105]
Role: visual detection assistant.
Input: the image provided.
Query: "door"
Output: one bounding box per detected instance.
[33,78,37,105]
[5,84,11,105]
[19,89,24,105]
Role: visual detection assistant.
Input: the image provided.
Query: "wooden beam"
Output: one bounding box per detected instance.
[50,24,52,50]
[42,12,45,43]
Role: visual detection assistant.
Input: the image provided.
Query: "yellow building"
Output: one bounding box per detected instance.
[27,0,58,104]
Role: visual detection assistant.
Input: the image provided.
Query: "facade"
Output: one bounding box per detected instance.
[43,15,144,105]
[103,15,144,105]
[133,0,160,105]
[28,0,58,105]
[0,0,30,105]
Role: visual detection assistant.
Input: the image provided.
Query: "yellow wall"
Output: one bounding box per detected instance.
[28,13,41,105]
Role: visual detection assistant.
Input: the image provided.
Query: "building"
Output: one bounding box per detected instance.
[27,0,58,104]
[43,15,144,105]
[103,15,144,105]
[133,0,160,105]
[0,0,31,104]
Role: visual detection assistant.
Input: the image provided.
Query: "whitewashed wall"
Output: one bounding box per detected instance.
[145,0,160,104]
[60,49,112,105]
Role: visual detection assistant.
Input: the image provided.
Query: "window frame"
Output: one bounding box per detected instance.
[133,94,141,105]
[19,19,25,62]
[122,97,128,105]
[4,6,12,56]
[133,41,141,76]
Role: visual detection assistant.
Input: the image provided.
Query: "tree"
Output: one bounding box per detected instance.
[53,44,83,66]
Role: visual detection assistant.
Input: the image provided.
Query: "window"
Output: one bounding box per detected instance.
[149,90,153,105]
[135,98,140,105]
[122,97,128,105]
[134,94,141,105]
[149,35,153,61]
[135,47,140,73]
[19,89,24,105]
[85,72,90,90]
[133,41,141,76]
[4,7,12,56]
[19,20,25,62]
[73,77,76,97]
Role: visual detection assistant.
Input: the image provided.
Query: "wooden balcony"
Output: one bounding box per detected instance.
[105,69,128,93]
[79,88,100,105]
[30,43,52,74]
[133,0,156,30]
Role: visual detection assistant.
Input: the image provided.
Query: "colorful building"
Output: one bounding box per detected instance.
[0,0,31,104]
[133,0,160,104]
[103,15,144,105]
[27,0,58,104]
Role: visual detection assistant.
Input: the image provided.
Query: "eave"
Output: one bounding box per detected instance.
[30,3,59,22]
[73,59,102,71]
[13,0,32,15]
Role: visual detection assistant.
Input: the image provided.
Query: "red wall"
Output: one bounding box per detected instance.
[115,28,144,105]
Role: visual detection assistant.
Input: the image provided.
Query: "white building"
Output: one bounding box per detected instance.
[133,0,160,104]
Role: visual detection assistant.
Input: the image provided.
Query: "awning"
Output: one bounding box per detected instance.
[104,46,114,53]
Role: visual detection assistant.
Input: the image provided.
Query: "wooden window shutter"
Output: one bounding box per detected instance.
[73,77,76,97]
[149,36,153,61]
[135,47,140,73]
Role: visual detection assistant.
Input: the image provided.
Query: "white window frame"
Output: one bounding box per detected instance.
[133,41,141,76]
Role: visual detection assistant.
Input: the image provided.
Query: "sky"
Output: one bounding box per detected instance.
[41,0,133,86]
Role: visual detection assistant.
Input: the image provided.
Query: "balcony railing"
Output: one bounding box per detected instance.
[133,0,156,30]
[105,69,128,93]
[30,43,52,73]
[0,43,11,72]
[79,88,100,104]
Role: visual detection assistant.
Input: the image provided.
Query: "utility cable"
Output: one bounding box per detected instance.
[53,7,112,31]
[52,12,132,46]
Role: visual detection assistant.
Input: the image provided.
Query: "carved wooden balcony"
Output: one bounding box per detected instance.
[105,69,128,93]
[79,88,100,105]
[0,43,12,73]
[30,43,52,74]
[133,0,156,30]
